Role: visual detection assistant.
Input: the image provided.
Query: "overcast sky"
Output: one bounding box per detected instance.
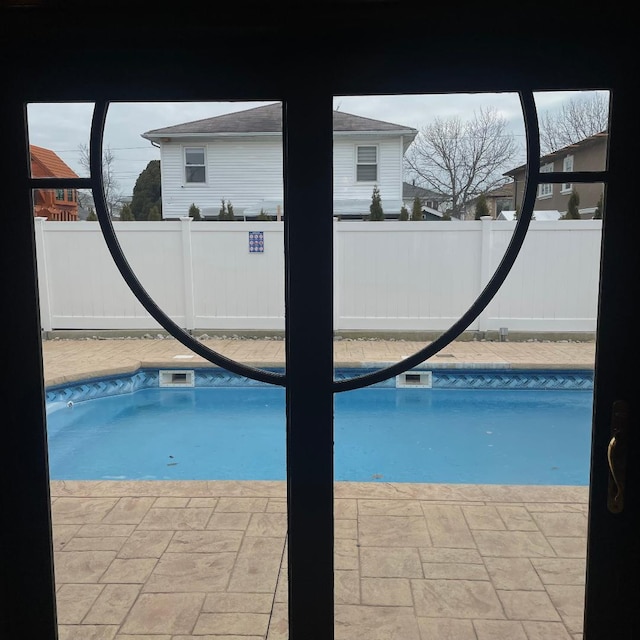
[26,91,607,197]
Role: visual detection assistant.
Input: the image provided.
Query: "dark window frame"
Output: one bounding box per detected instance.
[2,7,636,640]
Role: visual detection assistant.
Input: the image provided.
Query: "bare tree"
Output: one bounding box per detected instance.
[77,143,121,218]
[539,92,609,154]
[404,107,518,218]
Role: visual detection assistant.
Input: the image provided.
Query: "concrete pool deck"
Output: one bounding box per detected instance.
[44,337,595,640]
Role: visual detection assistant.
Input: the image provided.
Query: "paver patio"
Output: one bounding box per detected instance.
[44,337,595,639]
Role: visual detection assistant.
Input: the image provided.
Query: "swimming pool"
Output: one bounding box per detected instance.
[46,367,594,485]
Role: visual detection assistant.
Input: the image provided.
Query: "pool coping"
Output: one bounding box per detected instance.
[49,478,590,501]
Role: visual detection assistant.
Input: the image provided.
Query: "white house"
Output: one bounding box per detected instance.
[141,102,418,220]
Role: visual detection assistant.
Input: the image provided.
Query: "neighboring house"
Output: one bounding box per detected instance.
[141,103,418,220]
[402,182,446,211]
[462,183,515,220]
[30,144,79,221]
[503,130,607,219]
[76,191,95,220]
[401,182,449,220]
[76,193,131,220]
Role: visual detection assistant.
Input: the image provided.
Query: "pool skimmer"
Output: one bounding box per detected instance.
[396,371,432,388]
[159,369,195,387]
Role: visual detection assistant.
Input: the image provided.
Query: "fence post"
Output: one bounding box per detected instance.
[180,217,195,332]
[477,216,493,333]
[33,217,52,333]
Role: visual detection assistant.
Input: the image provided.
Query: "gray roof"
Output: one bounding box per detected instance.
[465,182,514,207]
[142,102,417,139]
[402,182,443,200]
[503,130,608,176]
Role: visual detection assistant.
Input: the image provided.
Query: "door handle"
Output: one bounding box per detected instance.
[607,399,629,514]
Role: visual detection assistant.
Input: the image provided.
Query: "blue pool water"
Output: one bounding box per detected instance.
[46,369,593,485]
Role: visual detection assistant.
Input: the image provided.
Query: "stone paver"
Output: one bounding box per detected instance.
[42,335,595,385]
[142,552,237,593]
[48,479,588,639]
[55,584,105,624]
[411,578,505,619]
[119,592,204,634]
[83,584,141,625]
[44,337,592,638]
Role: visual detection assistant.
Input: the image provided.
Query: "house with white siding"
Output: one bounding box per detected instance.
[141,102,418,220]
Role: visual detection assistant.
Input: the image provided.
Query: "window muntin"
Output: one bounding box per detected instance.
[356,145,377,182]
[562,155,574,193]
[538,162,553,198]
[185,146,206,183]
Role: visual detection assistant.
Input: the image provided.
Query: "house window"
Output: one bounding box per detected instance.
[538,162,553,198]
[495,197,512,216]
[67,188,74,201]
[184,147,206,183]
[561,155,574,193]
[55,188,64,200]
[356,145,377,182]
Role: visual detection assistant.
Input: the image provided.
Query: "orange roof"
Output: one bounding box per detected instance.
[30,144,79,179]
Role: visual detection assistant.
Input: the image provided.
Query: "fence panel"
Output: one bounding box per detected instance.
[35,219,603,334]
[190,222,285,330]
[485,220,602,332]
[336,221,483,331]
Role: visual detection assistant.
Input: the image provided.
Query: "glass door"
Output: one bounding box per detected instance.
[1,9,636,640]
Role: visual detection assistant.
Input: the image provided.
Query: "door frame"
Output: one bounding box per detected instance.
[1,7,636,639]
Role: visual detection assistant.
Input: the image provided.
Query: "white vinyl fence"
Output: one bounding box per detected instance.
[33,217,603,334]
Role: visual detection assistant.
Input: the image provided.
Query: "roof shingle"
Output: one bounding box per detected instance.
[30,145,79,179]
[142,102,417,138]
